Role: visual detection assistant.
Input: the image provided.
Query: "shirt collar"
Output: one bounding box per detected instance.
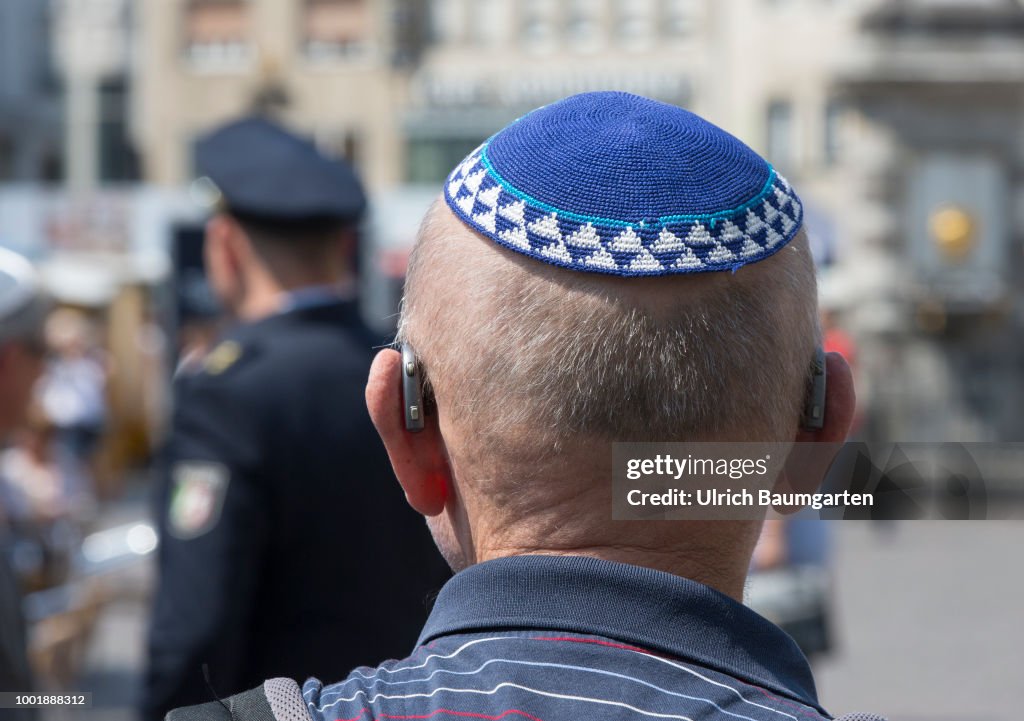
[277,281,356,314]
[418,554,823,713]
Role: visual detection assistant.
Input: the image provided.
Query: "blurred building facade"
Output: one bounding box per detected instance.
[4,0,1024,441]
[53,0,138,188]
[131,0,417,189]
[0,0,63,182]
[404,0,705,182]
[833,0,1024,441]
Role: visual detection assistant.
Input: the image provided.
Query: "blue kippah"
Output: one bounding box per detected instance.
[444,91,803,276]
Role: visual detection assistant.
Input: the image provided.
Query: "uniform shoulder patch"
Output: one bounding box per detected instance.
[203,340,243,375]
[168,461,230,539]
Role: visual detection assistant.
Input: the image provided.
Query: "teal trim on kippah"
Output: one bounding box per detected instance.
[479,140,779,228]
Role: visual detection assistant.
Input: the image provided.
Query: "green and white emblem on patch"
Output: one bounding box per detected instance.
[168,461,229,539]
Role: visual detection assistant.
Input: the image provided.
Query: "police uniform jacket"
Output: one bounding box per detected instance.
[144,299,449,719]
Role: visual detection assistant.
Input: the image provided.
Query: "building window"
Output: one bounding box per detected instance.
[824,99,844,166]
[406,137,485,184]
[430,0,466,45]
[566,0,601,52]
[41,146,63,183]
[99,76,139,182]
[663,0,695,41]
[766,99,794,170]
[184,0,251,69]
[0,134,13,181]
[521,0,556,53]
[303,0,371,61]
[472,0,508,47]
[617,0,655,50]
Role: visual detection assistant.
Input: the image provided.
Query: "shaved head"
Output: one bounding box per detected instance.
[398,200,820,491]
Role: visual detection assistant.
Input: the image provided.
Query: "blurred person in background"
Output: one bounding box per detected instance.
[35,308,108,473]
[143,117,449,720]
[0,402,87,596]
[0,403,89,530]
[0,406,64,525]
[0,247,48,718]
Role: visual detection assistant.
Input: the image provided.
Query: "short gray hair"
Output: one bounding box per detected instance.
[398,201,819,471]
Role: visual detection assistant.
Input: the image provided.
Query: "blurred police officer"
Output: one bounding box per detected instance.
[142,117,449,720]
[0,247,48,720]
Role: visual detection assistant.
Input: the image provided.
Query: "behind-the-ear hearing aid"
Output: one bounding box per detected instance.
[801,347,827,431]
[401,343,425,432]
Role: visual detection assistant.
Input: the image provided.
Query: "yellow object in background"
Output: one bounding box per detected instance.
[929,205,976,261]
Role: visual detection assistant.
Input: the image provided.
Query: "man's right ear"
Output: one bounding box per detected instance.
[365,348,450,517]
[205,215,240,295]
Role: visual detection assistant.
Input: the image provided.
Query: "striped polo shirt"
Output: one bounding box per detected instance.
[301,555,831,721]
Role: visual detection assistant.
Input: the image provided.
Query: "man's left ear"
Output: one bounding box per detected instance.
[795,351,856,445]
[365,348,451,517]
[773,352,857,508]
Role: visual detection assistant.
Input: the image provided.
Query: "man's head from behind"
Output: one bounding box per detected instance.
[204,213,356,318]
[366,93,855,597]
[0,248,48,439]
[195,117,366,319]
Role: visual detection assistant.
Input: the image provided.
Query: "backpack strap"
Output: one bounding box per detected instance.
[165,678,311,721]
[262,678,314,721]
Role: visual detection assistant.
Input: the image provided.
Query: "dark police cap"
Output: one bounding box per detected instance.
[195,116,366,224]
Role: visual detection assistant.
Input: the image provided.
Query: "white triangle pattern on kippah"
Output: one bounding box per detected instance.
[567,223,602,250]
[740,238,762,259]
[541,236,573,264]
[652,228,684,254]
[585,247,618,270]
[464,169,486,195]
[443,150,803,276]
[685,223,714,246]
[630,247,662,272]
[498,199,526,226]
[455,192,476,217]
[477,185,501,209]
[718,220,745,245]
[674,251,702,269]
[707,241,735,265]
[773,186,792,212]
[609,226,643,254]
[473,206,497,233]
[529,212,563,242]
[447,175,465,198]
[745,209,766,235]
[498,226,530,251]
